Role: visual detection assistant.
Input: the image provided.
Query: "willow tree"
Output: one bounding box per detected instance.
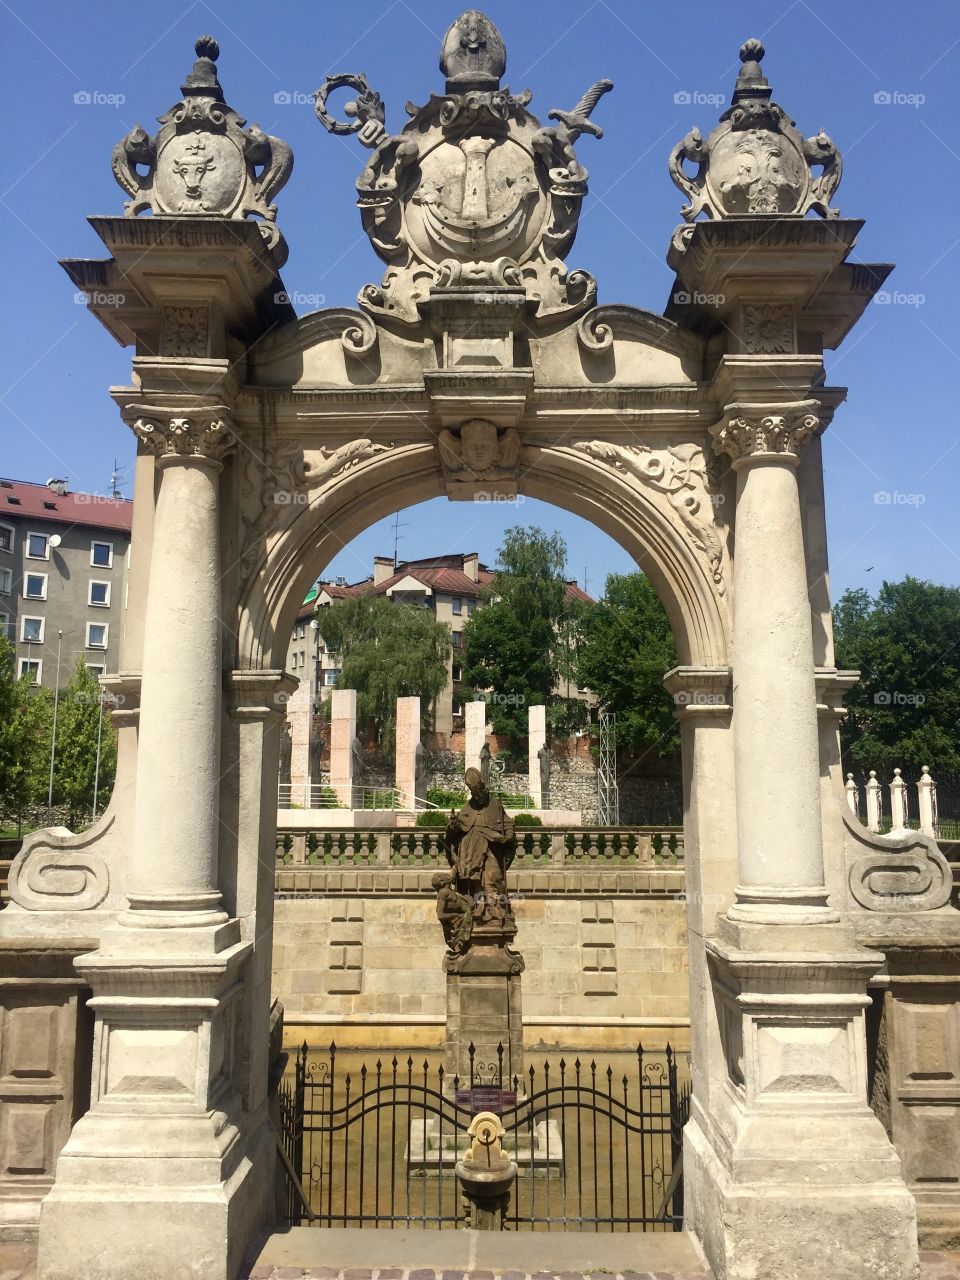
[314,595,451,750]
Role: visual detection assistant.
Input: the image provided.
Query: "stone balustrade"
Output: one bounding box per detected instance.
[846,765,943,837]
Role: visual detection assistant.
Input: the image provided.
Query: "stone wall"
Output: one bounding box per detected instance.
[271,867,690,1047]
[359,747,683,825]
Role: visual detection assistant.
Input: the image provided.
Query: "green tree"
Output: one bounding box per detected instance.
[461,527,585,739]
[53,658,117,828]
[575,572,680,757]
[833,577,960,772]
[314,595,451,750]
[0,637,54,833]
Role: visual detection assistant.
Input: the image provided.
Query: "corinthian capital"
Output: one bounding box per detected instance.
[710,399,820,467]
[129,408,236,464]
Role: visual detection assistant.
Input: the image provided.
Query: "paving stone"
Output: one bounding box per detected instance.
[276,1270,307,1280]
[378,1271,406,1279]
[466,1272,496,1280]
[343,1271,373,1280]
[441,1271,465,1280]
[409,1270,436,1280]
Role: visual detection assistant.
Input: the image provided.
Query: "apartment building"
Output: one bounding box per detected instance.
[0,478,132,688]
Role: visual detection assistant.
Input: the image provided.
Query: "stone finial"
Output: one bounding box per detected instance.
[111,35,293,250]
[668,38,842,223]
[440,11,506,91]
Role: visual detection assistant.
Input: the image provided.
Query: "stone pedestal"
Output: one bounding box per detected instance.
[464,701,488,776]
[328,688,356,806]
[394,695,422,808]
[443,919,524,1088]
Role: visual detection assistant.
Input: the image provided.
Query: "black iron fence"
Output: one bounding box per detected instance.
[277,1041,689,1232]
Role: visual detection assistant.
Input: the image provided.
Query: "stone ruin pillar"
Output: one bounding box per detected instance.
[328,687,357,807]
[394,695,422,809]
[464,699,488,775]
[527,703,547,809]
[284,674,313,806]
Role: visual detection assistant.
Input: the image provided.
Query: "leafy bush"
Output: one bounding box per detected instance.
[426,786,466,808]
[513,813,543,827]
[416,809,449,827]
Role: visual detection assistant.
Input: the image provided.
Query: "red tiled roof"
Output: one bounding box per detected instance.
[564,581,594,605]
[0,479,132,533]
[374,565,486,596]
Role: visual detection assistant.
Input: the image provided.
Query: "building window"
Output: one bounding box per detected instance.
[86,622,109,649]
[86,663,105,678]
[18,658,41,683]
[0,522,13,553]
[26,531,49,560]
[20,616,44,643]
[324,669,339,686]
[452,663,462,681]
[91,540,113,568]
[24,573,47,600]
[0,612,9,640]
[452,630,463,649]
[467,599,476,616]
[452,597,463,615]
[452,700,464,716]
[0,566,11,594]
[89,580,111,607]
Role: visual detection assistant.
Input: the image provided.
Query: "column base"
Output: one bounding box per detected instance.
[36,1108,273,1280]
[684,1109,919,1280]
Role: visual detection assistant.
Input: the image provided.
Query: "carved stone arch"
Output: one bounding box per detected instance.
[236,435,730,673]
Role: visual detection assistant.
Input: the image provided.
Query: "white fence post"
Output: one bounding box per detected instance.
[917,765,939,839]
[845,772,860,820]
[889,767,908,832]
[865,770,883,833]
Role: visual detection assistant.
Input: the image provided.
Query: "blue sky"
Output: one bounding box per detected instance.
[2,0,958,599]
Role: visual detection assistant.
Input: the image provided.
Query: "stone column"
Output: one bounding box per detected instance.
[328,687,356,807]
[395,695,422,809]
[121,412,234,933]
[527,704,547,809]
[284,675,313,807]
[711,401,834,925]
[464,699,487,773]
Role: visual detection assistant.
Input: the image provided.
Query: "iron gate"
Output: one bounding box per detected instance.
[277,1042,689,1231]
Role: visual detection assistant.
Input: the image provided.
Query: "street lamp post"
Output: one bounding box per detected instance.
[47,629,63,817]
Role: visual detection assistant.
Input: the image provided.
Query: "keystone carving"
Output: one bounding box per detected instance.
[710,401,820,465]
[313,11,612,326]
[439,419,523,488]
[112,36,293,251]
[572,440,726,595]
[669,39,841,224]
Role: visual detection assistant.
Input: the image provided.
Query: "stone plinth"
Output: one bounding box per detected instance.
[444,919,524,1088]
[329,688,356,806]
[464,702,488,776]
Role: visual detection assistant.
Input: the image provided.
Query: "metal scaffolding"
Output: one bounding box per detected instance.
[596,709,620,826]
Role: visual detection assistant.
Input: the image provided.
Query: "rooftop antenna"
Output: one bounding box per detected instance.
[392,511,408,569]
[109,460,128,499]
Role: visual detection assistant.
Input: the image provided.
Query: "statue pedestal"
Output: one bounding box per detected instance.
[443,918,524,1089]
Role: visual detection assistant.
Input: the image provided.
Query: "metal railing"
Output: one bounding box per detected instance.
[278,783,406,811]
[277,1040,689,1232]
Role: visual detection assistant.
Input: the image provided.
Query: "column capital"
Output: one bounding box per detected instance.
[711,399,821,468]
[126,405,236,466]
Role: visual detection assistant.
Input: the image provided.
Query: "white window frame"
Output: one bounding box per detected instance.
[90,540,114,569]
[24,572,47,601]
[86,621,109,650]
[20,615,45,644]
[86,662,106,678]
[0,566,11,595]
[88,579,111,607]
[0,521,14,554]
[26,530,50,561]
[18,657,41,683]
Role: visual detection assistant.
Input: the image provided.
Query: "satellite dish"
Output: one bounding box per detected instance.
[48,534,62,549]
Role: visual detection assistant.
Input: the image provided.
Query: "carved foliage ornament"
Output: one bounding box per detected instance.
[112,36,293,250]
[710,400,820,465]
[131,410,236,463]
[313,11,612,325]
[669,40,841,224]
[572,440,726,596]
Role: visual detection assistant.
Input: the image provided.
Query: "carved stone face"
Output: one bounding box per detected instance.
[460,419,499,473]
[155,132,246,216]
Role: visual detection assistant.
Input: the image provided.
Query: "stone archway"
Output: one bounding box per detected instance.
[4,14,958,1280]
